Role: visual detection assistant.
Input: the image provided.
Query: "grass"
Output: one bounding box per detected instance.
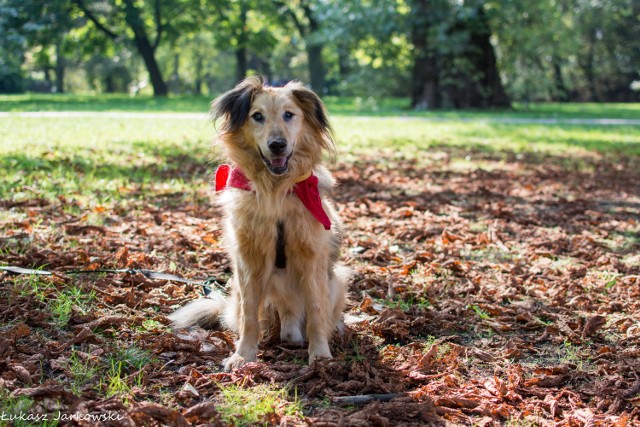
[102,360,132,399]
[216,383,304,426]
[110,345,155,372]
[0,390,58,427]
[11,276,95,325]
[68,351,100,394]
[1,112,638,211]
[50,286,95,325]
[2,93,639,119]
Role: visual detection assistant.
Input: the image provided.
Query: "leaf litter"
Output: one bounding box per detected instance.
[0,147,639,425]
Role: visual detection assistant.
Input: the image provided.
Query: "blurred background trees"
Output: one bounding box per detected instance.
[1,0,638,106]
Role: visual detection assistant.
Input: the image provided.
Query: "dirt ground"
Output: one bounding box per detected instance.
[1,147,639,426]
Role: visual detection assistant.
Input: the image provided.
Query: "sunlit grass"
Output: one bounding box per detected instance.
[0,110,638,213]
[2,93,639,119]
[216,383,304,426]
[0,390,58,427]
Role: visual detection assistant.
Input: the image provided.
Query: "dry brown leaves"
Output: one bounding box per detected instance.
[1,149,639,425]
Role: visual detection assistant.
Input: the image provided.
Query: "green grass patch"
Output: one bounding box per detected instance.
[67,350,100,394]
[2,115,638,214]
[0,390,58,427]
[109,345,155,372]
[101,360,133,399]
[11,276,95,326]
[2,93,639,120]
[216,383,304,426]
[50,286,96,326]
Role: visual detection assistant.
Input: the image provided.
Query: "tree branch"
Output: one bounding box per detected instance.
[273,0,307,36]
[300,1,319,33]
[72,0,119,40]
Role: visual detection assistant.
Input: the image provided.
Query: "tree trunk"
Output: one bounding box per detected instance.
[464,2,510,108]
[133,35,168,96]
[124,0,168,96]
[301,3,326,93]
[410,0,440,109]
[552,58,568,101]
[194,55,203,95]
[105,75,115,93]
[55,41,65,93]
[306,43,325,93]
[584,29,599,101]
[236,48,247,83]
[235,2,248,82]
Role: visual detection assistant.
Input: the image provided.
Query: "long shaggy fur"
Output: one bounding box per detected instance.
[169,76,350,371]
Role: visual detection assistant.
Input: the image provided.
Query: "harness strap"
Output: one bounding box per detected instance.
[275,221,287,269]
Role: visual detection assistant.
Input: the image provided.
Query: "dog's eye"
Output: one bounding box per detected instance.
[252,112,264,123]
[283,111,294,121]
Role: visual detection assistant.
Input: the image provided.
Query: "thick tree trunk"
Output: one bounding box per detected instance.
[124,0,168,96]
[55,41,65,93]
[194,55,203,95]
[584,29,599,101]
[301,3,326,93]
[553,58,568,101]
[337,47,351,80]
[411,0,441,110]
[306,43,325,93]
[235,3,248,82]
[465,3,510,108]
[235,48,247,83]
[74,0,168,96]
[133,35,168,96]
[410,0,440,109]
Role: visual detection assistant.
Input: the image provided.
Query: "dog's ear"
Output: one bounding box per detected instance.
[289,83,335,154]
[211,76,264,132]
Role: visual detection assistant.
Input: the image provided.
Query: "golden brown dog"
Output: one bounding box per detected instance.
[169,76,349,371]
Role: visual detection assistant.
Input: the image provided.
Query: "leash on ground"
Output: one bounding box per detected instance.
[0,265,225,296]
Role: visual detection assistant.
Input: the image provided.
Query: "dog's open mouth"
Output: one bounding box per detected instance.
[260,150,292,175]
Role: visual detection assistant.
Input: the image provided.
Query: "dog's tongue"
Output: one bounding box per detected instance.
[270,157,287,168]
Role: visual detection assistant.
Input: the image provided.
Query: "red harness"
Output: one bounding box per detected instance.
[215,164,332,230]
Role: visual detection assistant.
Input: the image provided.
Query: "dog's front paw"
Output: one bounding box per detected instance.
[223,352,253,371]
[308,344,332,364]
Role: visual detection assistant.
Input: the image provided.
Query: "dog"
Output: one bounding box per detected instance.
[169,76,350,371]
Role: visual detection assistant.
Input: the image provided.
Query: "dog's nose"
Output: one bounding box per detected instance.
[268,139,287,155]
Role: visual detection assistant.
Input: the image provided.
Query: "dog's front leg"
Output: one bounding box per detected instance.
[223,268,262,371]
[304,268,333,363]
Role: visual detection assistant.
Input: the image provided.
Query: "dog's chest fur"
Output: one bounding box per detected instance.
[220,188,330,275]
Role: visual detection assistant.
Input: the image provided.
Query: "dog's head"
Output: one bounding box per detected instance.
[212,76,334,178]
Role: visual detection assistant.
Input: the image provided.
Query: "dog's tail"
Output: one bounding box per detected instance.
[168,292,226,329]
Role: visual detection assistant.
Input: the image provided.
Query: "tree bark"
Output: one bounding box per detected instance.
[410,0,440,109]
[411,0,441,110]
[464,2,510,108]
[124,0,167,96]
[236,48,247,83]
[552,58,568,101]
[132,33,168,96]
[74,0,168,96]
[55,40,65,93]
[301,3,325,93]
[194,55,203,95]
[306,43,325,93]
[235,2,248,82]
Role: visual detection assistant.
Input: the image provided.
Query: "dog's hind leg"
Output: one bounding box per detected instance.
[269,273,305,344]
[279,307,305,345]
[329,264,350,335]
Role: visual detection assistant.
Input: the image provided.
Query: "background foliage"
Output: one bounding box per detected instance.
[1,0,638,106]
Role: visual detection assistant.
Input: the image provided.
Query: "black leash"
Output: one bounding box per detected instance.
[0,266,225,296]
